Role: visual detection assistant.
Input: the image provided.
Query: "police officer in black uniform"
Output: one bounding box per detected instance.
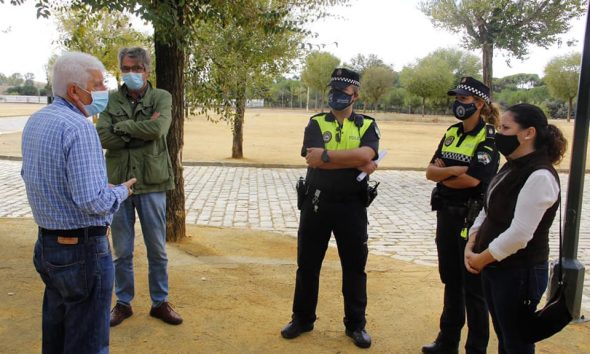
[423,77,500,354]
[281,68,380,349]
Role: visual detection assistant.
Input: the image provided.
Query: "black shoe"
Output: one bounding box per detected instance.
[422,341,459,354]
[281,321,314,339]
[345,328,372,349]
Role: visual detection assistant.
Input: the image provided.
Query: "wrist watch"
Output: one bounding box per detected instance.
[321,149,330,163]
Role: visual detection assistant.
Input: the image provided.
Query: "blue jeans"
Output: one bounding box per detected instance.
[111,192,168,307]
[33,233,113,354]
[482,263,548,354]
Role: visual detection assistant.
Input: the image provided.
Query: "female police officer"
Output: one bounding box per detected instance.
[423,77,500,354]
[280,68,379,349]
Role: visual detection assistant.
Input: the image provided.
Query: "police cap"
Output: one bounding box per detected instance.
[447,76,490,104]
[328,68,360,90]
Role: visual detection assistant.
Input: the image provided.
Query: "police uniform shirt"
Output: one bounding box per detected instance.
[431,119,499,203]
[301,111,379,196]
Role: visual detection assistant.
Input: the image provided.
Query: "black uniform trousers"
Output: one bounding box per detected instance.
[435,207,489,354]
[292,195,368,331]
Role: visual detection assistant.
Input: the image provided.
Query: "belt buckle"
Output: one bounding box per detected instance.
[57,236,79,245]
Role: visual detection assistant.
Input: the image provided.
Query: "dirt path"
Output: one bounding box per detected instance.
[0,218,588,353]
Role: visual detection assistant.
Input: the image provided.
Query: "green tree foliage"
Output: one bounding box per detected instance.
[6,73,24,86]
[55,5,152,82]
[424,48,481,83]
[493,73,542,92]
[420,0,586,90]
[301,51,340,110]
[400,56,454,116]
[185,0,304,158]
[346,54,386,75]
[361,65,396,111]
[544,52,581,121]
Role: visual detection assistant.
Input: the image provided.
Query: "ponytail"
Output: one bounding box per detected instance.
[480,101,500,128]
[541,124,567,165]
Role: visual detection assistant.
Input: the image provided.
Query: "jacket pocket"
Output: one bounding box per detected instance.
[144,151,170,184]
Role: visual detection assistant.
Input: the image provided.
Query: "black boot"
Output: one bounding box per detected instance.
[422,340,459,354]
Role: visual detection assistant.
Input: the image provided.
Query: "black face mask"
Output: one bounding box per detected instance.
[495,133,521,157]
[452,100,478,120]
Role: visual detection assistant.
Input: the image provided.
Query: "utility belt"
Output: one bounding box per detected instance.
[431,186,483,238]
[296,177,379,211]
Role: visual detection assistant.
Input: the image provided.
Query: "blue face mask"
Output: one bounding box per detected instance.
[328,89,354,111]
[79,87,109,116]
[122,72,145,91]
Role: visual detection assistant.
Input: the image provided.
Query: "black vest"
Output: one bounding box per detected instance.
[474,149,559,268]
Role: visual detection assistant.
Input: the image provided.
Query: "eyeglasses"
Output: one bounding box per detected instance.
[121,65,146,73]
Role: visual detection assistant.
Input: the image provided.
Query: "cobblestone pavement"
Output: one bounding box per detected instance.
[2,160,589,312]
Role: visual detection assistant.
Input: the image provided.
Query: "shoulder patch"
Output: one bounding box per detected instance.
[374,124,381,139]
[477,151,492,165]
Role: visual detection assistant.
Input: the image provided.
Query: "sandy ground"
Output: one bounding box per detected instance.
[0,218,588,354]
[0,105,584,169]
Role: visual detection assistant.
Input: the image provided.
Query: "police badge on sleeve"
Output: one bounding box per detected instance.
[477,151,491,165]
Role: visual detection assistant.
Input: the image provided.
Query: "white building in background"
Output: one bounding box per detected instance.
[0,95,48,104]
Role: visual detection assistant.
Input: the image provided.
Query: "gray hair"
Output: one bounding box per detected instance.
[52,52,105,97]
[118,47,151,71]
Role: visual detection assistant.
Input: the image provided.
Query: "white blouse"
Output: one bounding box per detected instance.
[469,169,560,261]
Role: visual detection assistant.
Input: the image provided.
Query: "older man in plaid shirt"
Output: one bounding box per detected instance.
[21,52,136,354]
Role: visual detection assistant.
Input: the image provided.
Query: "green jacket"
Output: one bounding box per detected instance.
[96,82,175,194]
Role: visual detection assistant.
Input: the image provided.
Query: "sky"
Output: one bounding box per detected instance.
[0,0,587,84]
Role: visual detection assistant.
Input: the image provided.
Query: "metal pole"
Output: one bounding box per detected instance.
[553,5,590,321]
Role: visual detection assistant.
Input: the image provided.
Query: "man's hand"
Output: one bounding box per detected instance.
[358,161,377,175]
[150,112,160,121]
[122,178,137,197]
[305,148,324,168]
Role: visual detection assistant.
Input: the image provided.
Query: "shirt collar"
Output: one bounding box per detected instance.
[53,96,86,117]
[122,81,151,101]
[325,111,358,122]
[457,119,485,136]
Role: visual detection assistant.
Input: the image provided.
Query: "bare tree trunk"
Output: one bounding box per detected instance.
[482,42,494,95]
[421,97,425,117]
[155,26,186,242]
[232,79,246,158]
[306,86,309,112]
[568,97,572,122]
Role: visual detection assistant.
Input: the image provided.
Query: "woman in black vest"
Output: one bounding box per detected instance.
[465,103,567,354]
[424,77,500,354]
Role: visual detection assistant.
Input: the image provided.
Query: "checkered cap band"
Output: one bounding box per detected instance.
[457,84,490,103]
[330,77,360,87]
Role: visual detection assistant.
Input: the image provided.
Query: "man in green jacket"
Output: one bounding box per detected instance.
[96,47,182,327]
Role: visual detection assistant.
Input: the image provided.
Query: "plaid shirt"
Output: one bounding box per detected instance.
[21,96,128,229]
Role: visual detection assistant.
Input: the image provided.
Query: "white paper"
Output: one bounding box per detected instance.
[357,150,388,182]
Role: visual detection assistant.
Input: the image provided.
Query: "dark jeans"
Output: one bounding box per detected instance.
[292,196,368,331]
[482,264,548,354]
[435,208,489,354]
[33,232,114,354]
